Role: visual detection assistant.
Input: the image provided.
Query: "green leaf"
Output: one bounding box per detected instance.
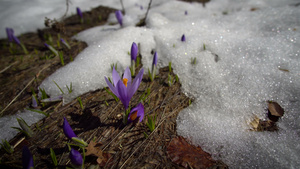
[50,148,58,166]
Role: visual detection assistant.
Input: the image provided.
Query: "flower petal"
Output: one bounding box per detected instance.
[22,146,34,169]
[128,77,139,99]
[128,68,144,98]
[69,148,83,166]
[132,68,144,87]
[105,76,119,98]
[112,67,121,86]
[131,42,138,61]
[123,67,132,85]
[63,117,77,139]
[136,103,145,122]
[127,103,144,123]
[117,80,129,109]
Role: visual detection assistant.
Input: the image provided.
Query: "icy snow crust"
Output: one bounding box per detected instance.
[1,0,300,168]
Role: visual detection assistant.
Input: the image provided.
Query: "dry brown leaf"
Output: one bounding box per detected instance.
[85,140,112,167]
[167,136,215,169]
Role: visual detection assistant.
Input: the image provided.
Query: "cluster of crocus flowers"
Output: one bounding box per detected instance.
[6,27,28,54]
[130,42,138,75]
[115,10,123,26]
[181,34,186,42]
[22,146,34,169]
[76,7,83,23]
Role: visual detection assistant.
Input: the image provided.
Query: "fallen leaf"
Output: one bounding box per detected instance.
[167,136,216,169]
[85,140,112,166]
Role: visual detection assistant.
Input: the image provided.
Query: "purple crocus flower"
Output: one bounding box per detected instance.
[76,7,83,19]
[31,95,38,108]
[6,28,14,42]
[181,34,186,42]
[185,10,188,15]
[12,35,21,46]
[127,103,144,123]
[131,42,138,62]
[63,117,77,140]
[105,67,144,110]
[153,52,158,66]
[115,10,123,26]
[22,146,34,169]
[69,148,83,166]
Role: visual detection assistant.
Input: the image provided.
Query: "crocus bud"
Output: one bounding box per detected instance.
[76,7,83,19]
[115,10,123,26]
[12,35,21,46]
[153,52,158,66]
[44,43,59,56]
[6,28,14,42]
[63,117,77,140]
[60,38,71,49]
[131,42,138,62]
[69,148,83,166]
[181,34,186,42]
[31,95,38,108]
[185,10,188,15]
[150,51,158,81]
[22,146,34,169]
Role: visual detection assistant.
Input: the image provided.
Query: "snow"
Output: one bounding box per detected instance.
[1,0,300,168]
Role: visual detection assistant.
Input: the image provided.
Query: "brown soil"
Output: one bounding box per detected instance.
[0,1,228,168]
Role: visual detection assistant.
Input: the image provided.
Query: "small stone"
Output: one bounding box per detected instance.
[268,101,284,117]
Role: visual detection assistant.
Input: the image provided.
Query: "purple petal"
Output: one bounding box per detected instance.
[153,52,158,66]
[131,68,144,89]
[22,146,34,169]
[131,42,138,61]
[76,7,83,18]
[41,95,63,102]
[115,10,123,26]
[117,80,129,110]
[127,103,144,123]
[112,66,121,87]
[6,28,13,42]
[105,76,119,98]
[128,77,140,99]
[31,95,38,108]
[123,67,132,85]
[63,117,77,139]
[69,148,83,166]
[12,35,21,46]
[60,38,65,43]
[44,43,50,48]
[181,34,186,42]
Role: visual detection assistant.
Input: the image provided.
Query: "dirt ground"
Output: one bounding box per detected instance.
[0,1,229,168]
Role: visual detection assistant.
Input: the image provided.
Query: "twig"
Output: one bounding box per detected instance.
[0,61,18,74]
[144,0,153,22]
[120,0,125,14]
[0,64,51,117]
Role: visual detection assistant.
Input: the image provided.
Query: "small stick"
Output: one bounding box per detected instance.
[0,61,18,74]
[0,64,50,117]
